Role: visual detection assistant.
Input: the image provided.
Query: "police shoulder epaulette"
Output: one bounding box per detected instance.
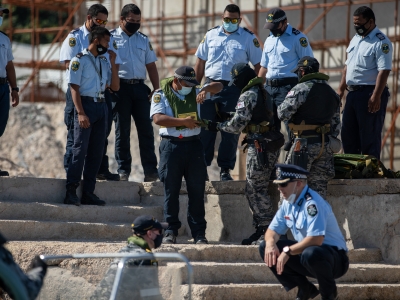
[207,25,219,32]
[70,27,80,34]
[0,30,7,37]
[376,32,386,41]
[138,31,148,38]
[305,192,313,201]
[243,27,254,35]
[75,52,84,59]
[292,27,301,35]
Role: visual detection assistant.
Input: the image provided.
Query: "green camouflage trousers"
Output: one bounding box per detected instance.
[245,145,280,228]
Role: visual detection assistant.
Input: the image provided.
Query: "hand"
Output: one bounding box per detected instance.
[11,90,19,107]
[30,256,48,275]
[148,89,156,101]
[183,116,200,130]
[108,50,117,65]
[264,242,280,267]
[276,252,290,275]
[337,89,345,101]
[78,113,90,129]
[368,93,381,113]
[196,91,207,104]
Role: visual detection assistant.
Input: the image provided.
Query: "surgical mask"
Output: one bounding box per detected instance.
[0,17,3,27]
[177,81,193,96]
[96,44,107,55]
[283,183,297,204]
[125,21,140,34]
[270,27,284,37]
[154,233,163,249]
[223,21,239,33]
[354,20,371,36]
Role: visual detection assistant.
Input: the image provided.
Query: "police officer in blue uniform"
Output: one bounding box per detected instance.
[150,66,222,244]
[0,6,19,177]
[258,8,313,145]
[111,4,159,182]
[64,27,120,206]
[60,4,121,181]
[259,164,349,300]
[338,6,392,160]
[194,4,262,181]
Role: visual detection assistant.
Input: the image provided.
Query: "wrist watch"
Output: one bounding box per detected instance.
[11,87,19,92]
[283,246,291,255]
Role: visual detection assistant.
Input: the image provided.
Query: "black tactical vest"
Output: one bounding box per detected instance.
[249,87,274,126]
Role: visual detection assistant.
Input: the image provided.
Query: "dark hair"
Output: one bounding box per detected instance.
[88,27,110,43]
[121,4,141,17]
[87,4,108,17]
[354,6,375,22]
[224,4,240,16]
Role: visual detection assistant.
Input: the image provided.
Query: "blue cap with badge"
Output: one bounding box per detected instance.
[273,163,309,184]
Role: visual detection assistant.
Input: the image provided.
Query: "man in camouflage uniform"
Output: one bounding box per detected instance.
[91,215,165,300]
[0,232,47,299]
[278,56,340,198]
[203,63,283,245]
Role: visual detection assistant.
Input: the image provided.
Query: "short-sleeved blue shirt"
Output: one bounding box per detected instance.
[195,26,262,81]
[260,24,313,79]
[345,26,392,85]
[0,32,14,78]
[68,49,111,99]
[111,27,157,80]
[269,185,348,251]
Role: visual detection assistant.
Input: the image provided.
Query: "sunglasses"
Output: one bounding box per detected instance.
[278,180,298,188]
[94,18,108,25]
[223,17,240,24]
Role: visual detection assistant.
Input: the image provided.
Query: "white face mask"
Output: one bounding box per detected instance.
[283,182,297,204]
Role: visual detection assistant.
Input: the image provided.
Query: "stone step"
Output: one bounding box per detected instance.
[0,202,163,223]
[158,245,382,263]
[166,262,400,285]
[182,283,400,300]
[0,220,131,241]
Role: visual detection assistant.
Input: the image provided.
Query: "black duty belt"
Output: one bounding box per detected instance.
[162,135,200,142]
[266,77,298,87]
[0,77,7,84]
[81,96,106,103]
[206,78,230,86]
[120,78,144,84]
[346,85,375,92]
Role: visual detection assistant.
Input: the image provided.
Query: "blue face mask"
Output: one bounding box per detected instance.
[0,17,3,27]
[223,21,238,33]
[177,81,193,96]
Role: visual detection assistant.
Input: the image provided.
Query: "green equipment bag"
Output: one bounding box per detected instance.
[333,154,399,179]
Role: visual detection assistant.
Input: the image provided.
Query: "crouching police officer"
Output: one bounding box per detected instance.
[64,27,120,206]
[278,57,340,198]
[151,66,223,244]
[259,164,349,300]
[202,63,284,245]
[91,215,166,299]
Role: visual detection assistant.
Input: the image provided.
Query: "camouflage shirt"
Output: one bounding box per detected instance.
[217,86,265,139]
[277,77,341,137]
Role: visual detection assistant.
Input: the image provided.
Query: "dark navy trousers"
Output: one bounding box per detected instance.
[0,84,10,137]
[113,82,158,176]
[66,99,107,193]
[200,84,240,170]
[158,138,207,238]
[259,240,349,299]
[64,87,113,173]
[342,86,389,159]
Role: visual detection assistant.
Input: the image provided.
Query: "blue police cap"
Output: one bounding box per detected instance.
[273,163,309,184]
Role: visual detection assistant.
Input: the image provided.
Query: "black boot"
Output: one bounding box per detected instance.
[64,184,80,206]
[241,226,266,245]
[321,287,338,300]
[220,168,233,181]
[81,191,106,206]
[295,282,319,300]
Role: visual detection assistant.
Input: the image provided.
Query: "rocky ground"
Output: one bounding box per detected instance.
[0,103,222,182]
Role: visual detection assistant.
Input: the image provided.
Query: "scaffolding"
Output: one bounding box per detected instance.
[3,0,400,169]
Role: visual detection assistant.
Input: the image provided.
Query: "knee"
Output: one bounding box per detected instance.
[300,246,324,267]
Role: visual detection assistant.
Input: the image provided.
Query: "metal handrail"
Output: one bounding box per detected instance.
[40,252,193,300]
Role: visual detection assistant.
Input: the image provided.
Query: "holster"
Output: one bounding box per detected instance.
[288,138,308,170]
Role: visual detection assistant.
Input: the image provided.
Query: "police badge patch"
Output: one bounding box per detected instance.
[253,38,260,48]
[149,42,153,51]
[113,40,118,50]
[382,43,390,54]
[153,94,161,103]
[267,14,274,22]
[307,204,318,217]
[71,61,80,71]
[69,37,76,47]
[299,37,308,48]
